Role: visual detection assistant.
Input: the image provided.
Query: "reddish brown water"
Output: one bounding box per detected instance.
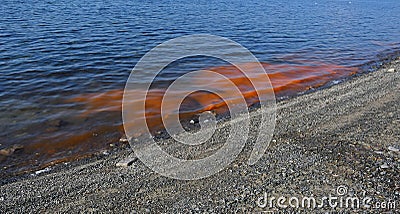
[1,62,359,177]
[71,62,358,133]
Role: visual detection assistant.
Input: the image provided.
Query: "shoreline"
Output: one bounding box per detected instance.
[2,50,399,179]
[1,57,399,212]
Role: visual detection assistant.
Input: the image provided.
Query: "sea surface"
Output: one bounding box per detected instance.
[1,0,400,177]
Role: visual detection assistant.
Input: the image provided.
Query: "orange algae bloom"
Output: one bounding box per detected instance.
[69,62,358,135]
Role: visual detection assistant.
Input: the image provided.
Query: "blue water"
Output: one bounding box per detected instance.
[1,0,400,175]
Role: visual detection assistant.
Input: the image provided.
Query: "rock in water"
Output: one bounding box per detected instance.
[0,144,23,156]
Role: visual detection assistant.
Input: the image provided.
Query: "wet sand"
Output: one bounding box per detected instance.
[0,58,399,213]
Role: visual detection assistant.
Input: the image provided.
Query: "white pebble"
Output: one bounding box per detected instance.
[119,137,129,142]
[380,163,389,169]
[34,167,51,175]
[388,146,399,152]
[116,156,137,167]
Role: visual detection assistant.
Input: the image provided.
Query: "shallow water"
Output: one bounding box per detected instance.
[1,0,400,176]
